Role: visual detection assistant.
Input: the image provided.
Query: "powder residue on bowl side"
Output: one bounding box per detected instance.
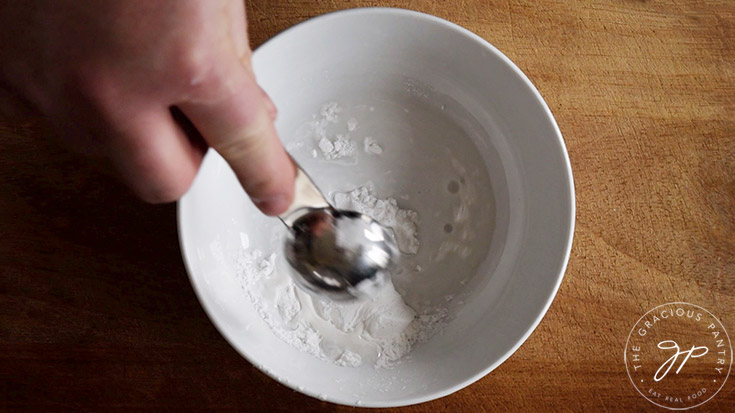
[309,102,357,159]
[363,137,383,155]
[319,134,356,160]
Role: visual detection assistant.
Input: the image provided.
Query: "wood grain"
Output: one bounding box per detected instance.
[1,0,734,411]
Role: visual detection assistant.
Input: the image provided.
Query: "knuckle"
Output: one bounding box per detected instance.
[165,34,222,92]
[214,117,270,161]
[176,50,247,103]
[177,47,214,88]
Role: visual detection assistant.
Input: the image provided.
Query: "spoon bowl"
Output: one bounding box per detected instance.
[285,207,399,301]
[280,167,398,300]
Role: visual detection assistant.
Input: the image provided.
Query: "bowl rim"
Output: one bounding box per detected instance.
[177,6,576,408]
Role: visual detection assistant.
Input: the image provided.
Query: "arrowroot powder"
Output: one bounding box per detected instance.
[309,102,358,159]
[234,185,446,368]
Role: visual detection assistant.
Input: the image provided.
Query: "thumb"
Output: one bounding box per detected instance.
[179,64,295,216]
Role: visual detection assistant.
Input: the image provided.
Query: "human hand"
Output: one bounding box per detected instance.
[0,0,295,215]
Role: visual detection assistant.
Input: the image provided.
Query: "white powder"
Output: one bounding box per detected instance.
[236,250,326,359]
[347,117,358,131]
[317,137,334,154]
[335,350,362,367]
[234,187,443,368]
[320,101,341,123]
[363,137,383,155]
[309,102,357,160]
[286,141,305,151]
[334,186,419,255]
[318,134,356,160]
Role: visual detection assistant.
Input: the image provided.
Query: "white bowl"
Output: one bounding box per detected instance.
[178,8,574,407]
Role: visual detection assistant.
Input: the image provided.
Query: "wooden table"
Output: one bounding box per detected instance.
[2,1,733,411]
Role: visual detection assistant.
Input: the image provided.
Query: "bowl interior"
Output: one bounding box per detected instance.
[178,8,574,407]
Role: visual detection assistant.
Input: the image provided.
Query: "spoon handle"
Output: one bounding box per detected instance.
[279,164,330,227]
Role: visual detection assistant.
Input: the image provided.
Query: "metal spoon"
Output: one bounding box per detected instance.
[279,166,399,301]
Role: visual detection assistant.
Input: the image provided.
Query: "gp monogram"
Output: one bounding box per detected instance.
[625,302,732,410]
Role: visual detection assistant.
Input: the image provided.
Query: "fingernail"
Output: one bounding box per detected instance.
[253,194,289,216]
